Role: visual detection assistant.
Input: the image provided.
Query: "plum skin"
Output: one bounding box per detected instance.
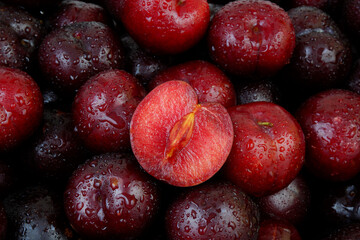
[64,153,161,239]
[223,101,306,197]
[207,0,296,78]
[296,89,360,181]
[0,67,43,151]
[165,181,260,240]
[72,69,146,153]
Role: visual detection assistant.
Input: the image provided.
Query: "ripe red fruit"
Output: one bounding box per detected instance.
[296,89,360,181]
[0,67,43,151]
[223,102,305,197]
[166,181,260,240]
[38,21,125,93]
[73,69,146,153]
[64,153,161,239]
[130,81,234,187]
[120,0,210,55]
[149,60,236,108]
[207,0,295,78]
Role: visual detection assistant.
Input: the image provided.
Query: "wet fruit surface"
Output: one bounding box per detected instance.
[224,102,305,197]
[38,21,125,93]
[73,69,146,153]
[130,81,234,187]
[207,0,295,77]
[0,4,45,71]
[296,89,360,181]
[149,60,236,108]
[0,67,43,151]
[166,181,260,240]
[64,153,160,239]
[120,0,210,55]
[3,185,76,240]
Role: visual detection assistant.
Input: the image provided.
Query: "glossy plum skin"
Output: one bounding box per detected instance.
[3,185,76,240]
[0,67,43,151]
[207,0,295,78]
[284,6,352,92]
[0,4,45,71]
[120,0,210,55]
[317,174,360,226]
[0,203,6,240]
[235,79,282,105]
[257,219,302,240]
[257,175,311,225]
[165,181,260,240]
[296,89,360,181]
[26,108,87,181]
[64,153,161,239]
[287,6,343,39]
[130,81,234,187]
[149,60,236,108]
[38,21,125,94]
[223,102,305,197]
[73,69,146,153]
[121,34,172,88]
[50,0,111,28]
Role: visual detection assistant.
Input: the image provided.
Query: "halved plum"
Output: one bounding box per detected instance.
[130,81,234,187]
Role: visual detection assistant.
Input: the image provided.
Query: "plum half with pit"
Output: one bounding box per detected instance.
[130,80,234,187]
[72,69,146,153]
[38,21,125,94]
[64,152,161,239]
[223,101,306,197]
[296,89,360,181]
[165,180,260,240]
[207,0,295,78]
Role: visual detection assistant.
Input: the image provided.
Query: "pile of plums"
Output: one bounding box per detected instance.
[0,0,360,239]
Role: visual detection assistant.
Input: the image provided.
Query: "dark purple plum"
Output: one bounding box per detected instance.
[284,31,352,91]
[165,180,260,240]
[51,0,111,28]
[0,4,45,71]
[288,6,344,39]
[257,219,302,240]
[25,108,88,181]
[3,185,76,240]
[235,79,282,105]
[38,21,125,94]
[257,175,311,225]
[64,153,161,239]
[120,34,172,88]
